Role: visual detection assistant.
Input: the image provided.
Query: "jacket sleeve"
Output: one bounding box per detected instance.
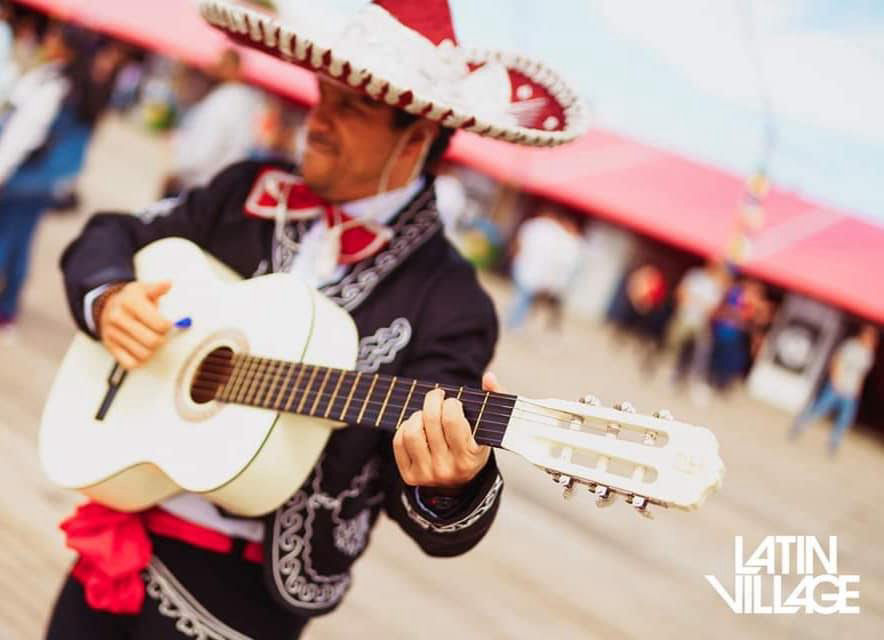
[60,162,250,336]
[382,259,504,557]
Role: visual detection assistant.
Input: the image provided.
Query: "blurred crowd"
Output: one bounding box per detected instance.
[503,212,878,455]
[0,3,304,338]
[0,3,878,458]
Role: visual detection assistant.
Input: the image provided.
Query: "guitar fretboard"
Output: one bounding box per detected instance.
[202,354,515,447]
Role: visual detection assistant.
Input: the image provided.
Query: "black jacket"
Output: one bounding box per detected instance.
[60,160,503,616]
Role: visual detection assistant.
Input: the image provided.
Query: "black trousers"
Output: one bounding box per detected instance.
[45,535,308,640]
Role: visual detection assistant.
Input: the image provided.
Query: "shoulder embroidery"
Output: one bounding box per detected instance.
[356,318,412,373]
[136,197,181,223]
[271,457,384,610]
[319,188,441,311]
[144,557,252,640]
[401,475,503,534]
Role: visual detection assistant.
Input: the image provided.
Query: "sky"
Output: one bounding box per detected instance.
[318,0,884,224]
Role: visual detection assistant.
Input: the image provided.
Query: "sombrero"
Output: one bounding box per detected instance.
[199,0,587,147]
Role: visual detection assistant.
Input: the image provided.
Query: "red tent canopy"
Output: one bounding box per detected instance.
[18,0,884,323]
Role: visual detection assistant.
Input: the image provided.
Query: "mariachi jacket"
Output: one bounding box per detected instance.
[60,160,503,617]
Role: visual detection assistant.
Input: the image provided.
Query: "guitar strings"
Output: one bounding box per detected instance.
[191,366,576,436]
[194,363,518,419]
[192,375,527,433]
[196,355,521,417]
[194,353,652,434]
[199,353,519,404]
[194,359,537,426]
[192,355,602,430]
[194,372,647,445]
[198,352,559,420]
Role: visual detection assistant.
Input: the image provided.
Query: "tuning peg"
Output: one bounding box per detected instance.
[592,484,616,508]
[579,394,601,406]
[653,409,674,420]
[615,401,636,413]
[630,495,653,519]
[553,473,575,500]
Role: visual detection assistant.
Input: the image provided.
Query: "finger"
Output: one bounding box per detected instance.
[392,428,413,480]
[482,371,507,393]
[110,309,167,351]
[103,325,153,362]
[441,397,474,455]
[401,413,432,480]
[421,388,447,455]
[106,342,139,370]
[122,294,172,335]
[145,280,172,301]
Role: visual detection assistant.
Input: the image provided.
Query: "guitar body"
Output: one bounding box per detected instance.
[39,238,358,516]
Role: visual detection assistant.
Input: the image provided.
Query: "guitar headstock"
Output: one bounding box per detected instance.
[500,395,724,518]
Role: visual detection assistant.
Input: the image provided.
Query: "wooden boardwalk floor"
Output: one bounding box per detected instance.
[1,117,881,639]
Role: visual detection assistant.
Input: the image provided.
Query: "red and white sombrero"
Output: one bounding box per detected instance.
[199,0,587,147]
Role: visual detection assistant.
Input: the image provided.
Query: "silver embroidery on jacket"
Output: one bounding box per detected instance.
[144,557,253,640]
[251,258,269,277]
[401,475,503,534]
[333,510,372,557]
[272,457,384,610]
[136,197,181,223]
[320,189,441,311]
[271,221,307,273]
[356,318,412,373]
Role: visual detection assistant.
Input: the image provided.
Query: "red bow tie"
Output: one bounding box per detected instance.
[244,169,393,265]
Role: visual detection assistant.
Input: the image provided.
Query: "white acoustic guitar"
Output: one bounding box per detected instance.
[40,239,724,518]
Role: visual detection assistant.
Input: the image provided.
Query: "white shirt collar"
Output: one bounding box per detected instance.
[339,176,426,223]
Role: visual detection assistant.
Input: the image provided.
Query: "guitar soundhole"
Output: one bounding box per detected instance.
[190,347,234,404]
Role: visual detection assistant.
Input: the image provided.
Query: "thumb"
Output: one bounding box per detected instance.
[481,371,507,394]
[145,280,172,301]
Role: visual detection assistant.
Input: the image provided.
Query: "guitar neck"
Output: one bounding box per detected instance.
[199,353,516,448]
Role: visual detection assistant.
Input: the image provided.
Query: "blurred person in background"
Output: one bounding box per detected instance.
[161,48,263,196]
[669,260,729,390]
[790,324,878,454]
[0,1,18,103]
[10,7,44,71]
[0,24,122,336]
[606,262,671,367]
[250,95,301,161]
[108,47,147,113]
[433,171,469,236]
[506,207,583,331]
[708,279,770,390]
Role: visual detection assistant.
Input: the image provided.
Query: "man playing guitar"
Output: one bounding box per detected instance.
[45,1,586,637]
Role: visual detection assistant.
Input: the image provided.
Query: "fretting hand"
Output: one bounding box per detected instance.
[96,281,173,370]
[393,372,505,488]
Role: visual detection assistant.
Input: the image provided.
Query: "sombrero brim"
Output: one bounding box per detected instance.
[200,0,588,147]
